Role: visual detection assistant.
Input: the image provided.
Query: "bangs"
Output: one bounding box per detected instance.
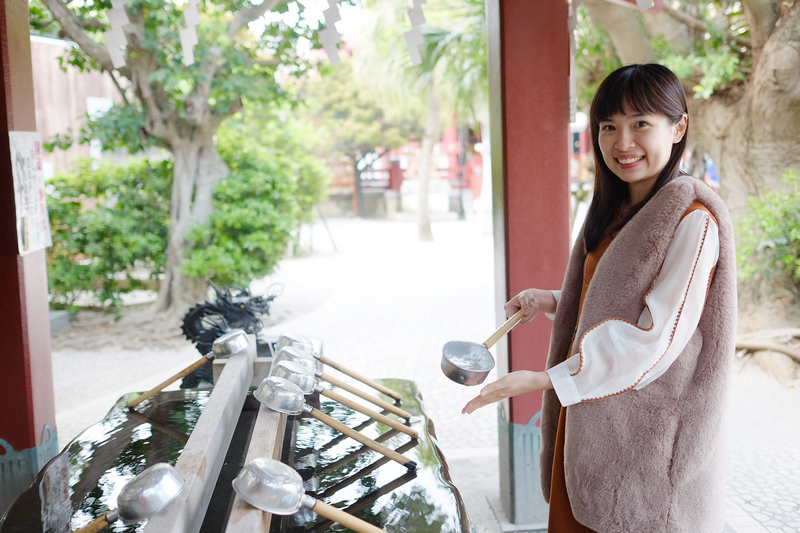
[593,65,686,122]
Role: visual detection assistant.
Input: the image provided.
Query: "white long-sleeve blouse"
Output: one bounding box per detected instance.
[546,209,720,407]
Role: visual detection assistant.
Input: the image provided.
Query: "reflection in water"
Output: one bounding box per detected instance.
[277,379,471,533]
[0,391,209,533]
[1,382,470,533]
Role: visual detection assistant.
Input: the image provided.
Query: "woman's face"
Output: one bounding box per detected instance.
[597,108,687,202]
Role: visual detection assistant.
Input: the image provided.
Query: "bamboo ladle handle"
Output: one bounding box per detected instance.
[483,310,524,349]
[317,355,402,402]
[320,388,418,438]
[309,408,416,470]
[320,372,412,420]
[127,357,209,408]
[73,513,112,533]
[310,499,387,533]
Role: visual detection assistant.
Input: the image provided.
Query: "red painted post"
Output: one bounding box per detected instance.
[0,0,58,515]
[487,0,571,526]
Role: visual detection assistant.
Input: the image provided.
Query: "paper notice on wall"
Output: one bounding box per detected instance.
[9,131,53,255]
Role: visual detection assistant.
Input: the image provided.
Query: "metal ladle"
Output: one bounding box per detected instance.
[73,463,185,532]
[273,346,412,420]
[441,310,524,386]
[128,329,249,408]
[277,332,403,402]
[254,376,417,470]
[232,457,387,533]
[269,360,418,438]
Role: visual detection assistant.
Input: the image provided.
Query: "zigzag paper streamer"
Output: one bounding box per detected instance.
[404,0,426,66]
[104,0,130,68]
[181,0,200,66]
[319,0,342,64]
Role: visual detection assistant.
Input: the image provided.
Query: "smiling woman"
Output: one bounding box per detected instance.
[597,109,687,204]
[461,64,737,533]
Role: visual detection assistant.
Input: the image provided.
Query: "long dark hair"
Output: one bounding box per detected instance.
[583,63,689,253]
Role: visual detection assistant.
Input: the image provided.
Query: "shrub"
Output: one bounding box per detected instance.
[46,106,331,307]
[736,169,800,293]
[181,107,330,285]
[46,158,171,308]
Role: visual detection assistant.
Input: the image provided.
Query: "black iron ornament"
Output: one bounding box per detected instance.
[179,281,281,387]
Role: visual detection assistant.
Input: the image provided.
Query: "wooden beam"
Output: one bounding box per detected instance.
[144,337,256,533]
[224,407,287,532]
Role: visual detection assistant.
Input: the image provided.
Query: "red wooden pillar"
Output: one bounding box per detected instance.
[0,0,58,515]
[486,0,571,526]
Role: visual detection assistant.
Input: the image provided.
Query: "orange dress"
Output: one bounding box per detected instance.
[546,232,612,532]
[546,202,716,531]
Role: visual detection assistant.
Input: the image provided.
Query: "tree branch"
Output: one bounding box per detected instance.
[581,0,655,64]
[736,341,800,364]
[661,3,753,49]
[227,0,283,39]
[740,0,778,51]
[107,69,130,106]
[40,0,115,72]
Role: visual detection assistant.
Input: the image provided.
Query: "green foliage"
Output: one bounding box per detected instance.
[47,104,330,306]
[181,104,331,285]
[32,0,340,153]
[417,0,487,120]
[47,158,171,308]
[300,58,418,166]
[649,1,749,100]
[736,170,800,290]
[573,6,622,110]
[656,42,743,100]
[44,105,156,155]
[29,0,60,35]
[577,1,752,104]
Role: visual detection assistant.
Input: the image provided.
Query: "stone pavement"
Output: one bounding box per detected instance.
[52,215,800,532]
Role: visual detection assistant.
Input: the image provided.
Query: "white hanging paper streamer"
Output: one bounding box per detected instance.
[404,0,426,66]
[181,0,200,66]
[605,0,656,11]
[319,0,342,64]
[104,0,130,68]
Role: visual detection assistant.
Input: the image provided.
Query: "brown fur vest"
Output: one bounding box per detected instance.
[540,176,737,532]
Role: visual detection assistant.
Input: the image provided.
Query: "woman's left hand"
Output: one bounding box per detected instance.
[462,371,553,414]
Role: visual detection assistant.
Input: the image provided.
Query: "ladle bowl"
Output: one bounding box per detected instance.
[254,375,306,415]
[233,458,387,533]
[272,347,412,420]
[212,329,250,357]
[273,346,317,374]
[254,376,417,469]
[128,329,249,408]
[277,332,403,402]
[74,463,185,532]
[269,360,318,395]
[275,332,316,355]
[116,463,185,523]
[233,457,305,515]
[269,360,419,439]
[441,310,523,386]
[441,340,496,386]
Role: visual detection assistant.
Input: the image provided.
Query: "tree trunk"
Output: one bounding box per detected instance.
[153,134,230,314]
[689,5,800,332]
[584,1,800,332]
[581,0,655,64]
[353,157,364,217]
[417,90,441,242]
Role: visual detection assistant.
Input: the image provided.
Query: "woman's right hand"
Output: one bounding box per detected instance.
[504,289,557,324]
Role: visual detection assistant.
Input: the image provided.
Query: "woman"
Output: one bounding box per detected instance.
[462,64,737,532]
